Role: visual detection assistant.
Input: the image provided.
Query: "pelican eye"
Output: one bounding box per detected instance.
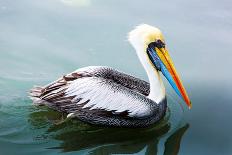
[154,39,165,48]
[147,40,165,51]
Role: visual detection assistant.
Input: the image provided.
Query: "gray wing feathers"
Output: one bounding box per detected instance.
[65,76,153,118]
[73,66,150,96]
[30,66,154,118]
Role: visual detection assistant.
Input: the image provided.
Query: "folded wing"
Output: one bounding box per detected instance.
[30,66,157,119]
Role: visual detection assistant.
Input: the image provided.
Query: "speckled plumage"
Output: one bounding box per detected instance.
[30,66,167,127]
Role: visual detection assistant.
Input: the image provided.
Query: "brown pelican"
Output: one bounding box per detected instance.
[30,24,191,127]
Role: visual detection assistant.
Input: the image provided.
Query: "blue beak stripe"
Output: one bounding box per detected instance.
[160,62,182,98]
[147,47,182,99]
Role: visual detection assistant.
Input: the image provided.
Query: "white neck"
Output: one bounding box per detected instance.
[133,45,165,103]
[128,24,167,103]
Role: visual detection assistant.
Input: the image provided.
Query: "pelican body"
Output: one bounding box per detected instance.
[30,24,191,127]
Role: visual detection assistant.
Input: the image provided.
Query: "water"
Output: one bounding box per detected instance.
[0,0,232,154]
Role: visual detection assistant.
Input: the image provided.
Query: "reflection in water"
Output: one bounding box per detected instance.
[164,124,189,155]
[28,107,189,155]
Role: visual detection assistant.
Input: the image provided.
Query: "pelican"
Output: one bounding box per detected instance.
[30,24,191,127]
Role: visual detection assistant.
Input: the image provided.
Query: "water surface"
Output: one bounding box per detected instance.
[0,0,232,154]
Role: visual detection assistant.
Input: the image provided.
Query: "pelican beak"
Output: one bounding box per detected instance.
[155,47,192,109]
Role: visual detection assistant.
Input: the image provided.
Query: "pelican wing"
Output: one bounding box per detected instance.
[30,66,155,118]
[72,66,150,96]
[65,76,155,118]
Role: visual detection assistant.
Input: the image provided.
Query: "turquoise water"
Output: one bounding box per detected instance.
[1,0,232,154]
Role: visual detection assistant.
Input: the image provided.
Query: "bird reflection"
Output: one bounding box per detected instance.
[28,107,189,155]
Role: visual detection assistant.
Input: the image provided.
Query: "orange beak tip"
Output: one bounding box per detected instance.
[188,101,192,109]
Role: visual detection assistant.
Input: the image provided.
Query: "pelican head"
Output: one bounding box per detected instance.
[128,24,191,109]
